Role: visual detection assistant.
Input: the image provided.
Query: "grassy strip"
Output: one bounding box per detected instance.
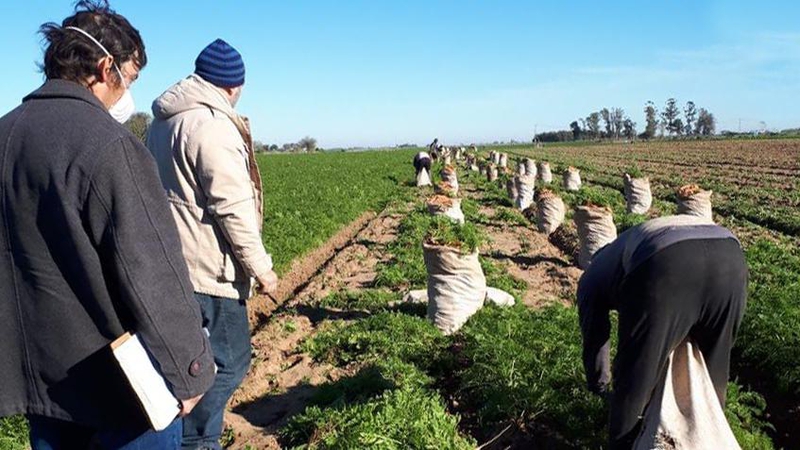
[737,239,800,395]
[457,304,608,447]
[457,304,774,449]
[0,416,28,450]
[258,149,418,274]
[301,312,451,372]
[287,310,474,449]
[281,366,474,450]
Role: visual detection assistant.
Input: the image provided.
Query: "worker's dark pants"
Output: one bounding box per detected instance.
[610,238,748,449]
[414,157,431,175]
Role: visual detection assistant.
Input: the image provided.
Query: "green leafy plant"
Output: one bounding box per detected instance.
[424,215,485,253]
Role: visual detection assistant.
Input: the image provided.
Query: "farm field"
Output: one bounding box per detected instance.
[2,139,797,449]
[222,139,793,449]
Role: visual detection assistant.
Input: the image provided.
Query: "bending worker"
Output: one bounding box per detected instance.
[413,150,432,176]
[577,214,748,449]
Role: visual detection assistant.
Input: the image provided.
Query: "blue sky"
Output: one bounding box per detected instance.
[1,1,798,148]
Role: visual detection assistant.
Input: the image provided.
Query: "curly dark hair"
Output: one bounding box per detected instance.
[39,0,147,86]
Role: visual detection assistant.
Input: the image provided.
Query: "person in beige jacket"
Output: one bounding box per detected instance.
[146,39,277,450]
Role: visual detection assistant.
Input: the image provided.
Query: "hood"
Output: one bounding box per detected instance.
[151,74,236,122]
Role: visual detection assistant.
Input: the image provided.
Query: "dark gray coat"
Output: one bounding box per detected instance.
[0,80,215,429]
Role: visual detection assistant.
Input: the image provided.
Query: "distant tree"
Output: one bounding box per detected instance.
[683,101,697,136]
[622,118,637,140]
[673,118,685,136]
[268,144,279,152]
[253,140,269,153]
[570,120,582,140]
[696,108,716,135]
[600,108,612,138]
[610,108,625,139]
[536,130,573,143]
[298,136,318,152]
[585,112,601,139]
[661,98,681,136]
[643,101,657,139]
[124,112,152,143]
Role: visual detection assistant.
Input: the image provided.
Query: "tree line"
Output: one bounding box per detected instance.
[123,112,319,152]
[535,99,716,143]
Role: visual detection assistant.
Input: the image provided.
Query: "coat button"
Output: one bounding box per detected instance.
[190,360,202,377]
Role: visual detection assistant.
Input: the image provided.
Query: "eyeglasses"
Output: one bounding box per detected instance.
[116,64,139,88]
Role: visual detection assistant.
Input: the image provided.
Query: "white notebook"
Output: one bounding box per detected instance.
[110,332,181,431]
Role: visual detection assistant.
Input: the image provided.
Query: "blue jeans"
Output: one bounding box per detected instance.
[28,415,182,450]
[182,293,251,450]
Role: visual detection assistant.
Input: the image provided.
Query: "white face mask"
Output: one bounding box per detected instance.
[65,26,136,123]
[108,76,135,123]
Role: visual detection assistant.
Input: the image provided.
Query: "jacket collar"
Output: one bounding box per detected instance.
[23,79,108,113]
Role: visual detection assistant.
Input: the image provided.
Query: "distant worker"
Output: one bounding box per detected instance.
[147,38,279,449]
[577,214,747,449]
[429,137,442,161]
[413,151,432,186]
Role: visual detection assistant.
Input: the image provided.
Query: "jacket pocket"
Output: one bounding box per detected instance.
[219,250,246,282]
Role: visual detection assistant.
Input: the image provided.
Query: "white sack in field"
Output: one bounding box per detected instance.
[537,161,553,184]
[424,243,487,335]
[564,167,582,191]
[624,174,653,215]
[515,175,536,211]
[426,196,465,224]
[416,168,432,187]
[574,205,617,269]
[633,338,741,450]
[677,184,713,221]
[536,192,566,235]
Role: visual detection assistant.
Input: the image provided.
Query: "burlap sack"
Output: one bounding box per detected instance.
[574,205,617,269]
[515,175,536,211]
[440,166,459,194]
[404,287,514,308]
[676,184,713,221]
[524,158,537,178]
[634,338,741,450]
[434,181,457,197]
[485,287,515,307]
[487,165,499,182]
[426,195,465,224]
[536,191,566,235]
[423,243,487,335]
[564,167,582,191]
[517,162,527,176]
[416,168,432,187]
[624,174,653,215]
[506,178,519,203]
[537,161,553,184]
[499,153,508,168]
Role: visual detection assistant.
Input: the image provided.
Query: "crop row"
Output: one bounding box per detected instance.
[281,160,775,448]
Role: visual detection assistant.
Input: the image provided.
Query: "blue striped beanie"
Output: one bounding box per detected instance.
[195,39,245,88]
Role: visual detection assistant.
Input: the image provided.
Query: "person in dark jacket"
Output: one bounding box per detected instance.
[0,2,215,449]
[428,138,441,161]
[577,215,748,449]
